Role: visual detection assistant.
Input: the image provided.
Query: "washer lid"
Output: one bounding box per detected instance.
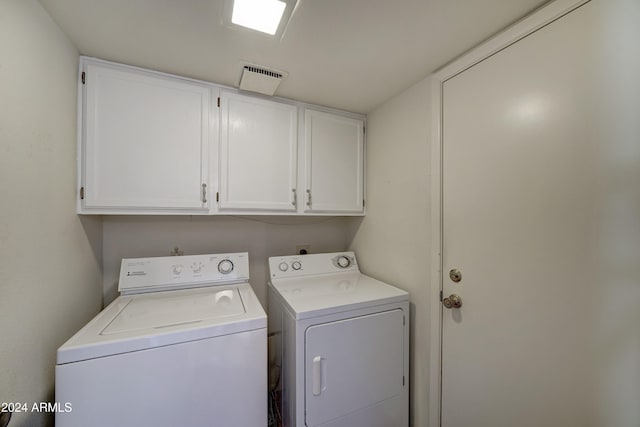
[57,284,266,365]
[102,287,244,335]
[269,272,408,320]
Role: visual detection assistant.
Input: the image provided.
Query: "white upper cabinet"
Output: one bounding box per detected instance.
[219,91,298,212]
[80,59,211,213]
[78,58,365,216]
[304,110,364,214]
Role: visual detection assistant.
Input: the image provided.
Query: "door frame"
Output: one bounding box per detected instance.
[428,1,589,425]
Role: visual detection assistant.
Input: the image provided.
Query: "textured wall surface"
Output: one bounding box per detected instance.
[348,77,432,427]
[102,215,352,306]
[0,1,103,425]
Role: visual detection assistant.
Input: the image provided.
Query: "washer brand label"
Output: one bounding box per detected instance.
[126,271,147,276]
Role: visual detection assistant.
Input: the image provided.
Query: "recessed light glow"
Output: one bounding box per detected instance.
[232,0,287,35]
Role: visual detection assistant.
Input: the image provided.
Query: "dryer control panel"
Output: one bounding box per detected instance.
[269,252,359,279]
[119,252,249,295]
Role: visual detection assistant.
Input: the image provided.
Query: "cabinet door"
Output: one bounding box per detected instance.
[82,61,210,212]
[219,92,298,212]
[304,110,364,213]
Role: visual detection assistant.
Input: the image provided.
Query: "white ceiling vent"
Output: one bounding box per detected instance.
[238,63,288,96]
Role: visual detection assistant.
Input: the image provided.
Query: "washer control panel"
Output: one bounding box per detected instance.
[119,252,249,295]
[269,252,358,279]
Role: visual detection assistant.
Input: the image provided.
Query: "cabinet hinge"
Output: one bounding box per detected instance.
[440,290,443,301]
[80,187,85,200]
[403,315,405,326]
[363,199,366,208]
[363,124,366,134]
[81,72,85,85]
[402,376,405,386]
[217,97,220,107]
[216,192,219,202]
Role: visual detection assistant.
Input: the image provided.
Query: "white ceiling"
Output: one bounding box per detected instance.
[39,0,549,113]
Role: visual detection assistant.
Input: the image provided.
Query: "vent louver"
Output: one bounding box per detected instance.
[244,65,283,79]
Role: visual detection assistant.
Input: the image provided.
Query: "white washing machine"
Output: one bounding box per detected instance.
[56,252,267,427]
[268,251,409,427]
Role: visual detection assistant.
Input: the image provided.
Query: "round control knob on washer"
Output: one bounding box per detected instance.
[337,256,351,268]
[292,261,302,270]
[278,262,289,272]
[191,262,204,274]
[217,259,234,274]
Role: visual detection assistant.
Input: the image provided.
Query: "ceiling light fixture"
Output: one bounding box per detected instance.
[232,0,286,35]
[223,0,299,39]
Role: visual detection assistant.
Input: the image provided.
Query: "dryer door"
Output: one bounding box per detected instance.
[304,309,405,426]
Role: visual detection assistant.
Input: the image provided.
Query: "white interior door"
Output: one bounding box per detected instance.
[440,1,640,426]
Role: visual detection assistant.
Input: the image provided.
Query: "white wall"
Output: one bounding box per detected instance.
[0,1,103,426]
[348,78,432,426]
[102,216,352,305]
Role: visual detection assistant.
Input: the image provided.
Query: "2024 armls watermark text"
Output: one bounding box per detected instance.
[1,402,72,413]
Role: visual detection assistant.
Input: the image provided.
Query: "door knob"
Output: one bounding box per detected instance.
[443,294,462,309]
[449,268,462,282]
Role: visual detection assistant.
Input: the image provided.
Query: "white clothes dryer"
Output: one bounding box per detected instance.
[56,252,267,427]
[268,252,409,427]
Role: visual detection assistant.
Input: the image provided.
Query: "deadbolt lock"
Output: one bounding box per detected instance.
[443,294,462,309]
[449,268,462,283]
